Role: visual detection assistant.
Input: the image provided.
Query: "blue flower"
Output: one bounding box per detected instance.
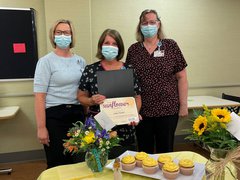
[84,117,96,130]
[100,129,110,139]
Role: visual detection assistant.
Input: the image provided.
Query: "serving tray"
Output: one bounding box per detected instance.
[106,150,205,180]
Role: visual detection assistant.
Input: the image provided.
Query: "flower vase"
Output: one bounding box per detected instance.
[205,147,230,180]
[85,149,108,172]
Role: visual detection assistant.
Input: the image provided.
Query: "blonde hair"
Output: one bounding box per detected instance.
[136,9,165,42]
[49,19,75,48]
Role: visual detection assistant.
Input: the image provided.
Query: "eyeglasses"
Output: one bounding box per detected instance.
[55,30,72,36]
[141,20,159,26]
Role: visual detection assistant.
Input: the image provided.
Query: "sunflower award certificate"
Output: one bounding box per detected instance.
[99,97,139,125]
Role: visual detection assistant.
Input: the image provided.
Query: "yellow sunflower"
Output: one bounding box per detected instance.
[193,115,207,135]
[211,108,231,123]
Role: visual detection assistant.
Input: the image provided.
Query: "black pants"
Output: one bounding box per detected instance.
[44,104,85,169]
[135,114,178,154]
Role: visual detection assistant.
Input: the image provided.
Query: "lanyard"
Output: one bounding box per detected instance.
[157,41,162,51]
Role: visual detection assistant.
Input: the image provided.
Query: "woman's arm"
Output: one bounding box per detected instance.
[134,94,142,123]
[34,92,49,146]
[134,95,142,113]
[176,68,188,117]
[77,90,106,106]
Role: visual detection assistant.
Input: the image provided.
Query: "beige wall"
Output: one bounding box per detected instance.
[0,0,240,155]
[44,0,91,61]
[90,0,240,93]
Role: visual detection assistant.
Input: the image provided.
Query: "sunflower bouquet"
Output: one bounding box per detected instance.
[185,105,239,150]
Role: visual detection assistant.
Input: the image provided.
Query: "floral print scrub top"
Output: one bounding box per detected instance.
[79,61,141,145]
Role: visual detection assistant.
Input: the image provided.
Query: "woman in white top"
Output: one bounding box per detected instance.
[34,19,86,168]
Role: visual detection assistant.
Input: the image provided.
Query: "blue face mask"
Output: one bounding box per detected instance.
[54,35,72,49]
[101,46,119,61]
[140,25,158,38]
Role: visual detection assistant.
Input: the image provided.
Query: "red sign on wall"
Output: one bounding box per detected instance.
[13,43,26,53]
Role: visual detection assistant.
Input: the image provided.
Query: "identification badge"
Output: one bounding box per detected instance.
[154,50,164,57]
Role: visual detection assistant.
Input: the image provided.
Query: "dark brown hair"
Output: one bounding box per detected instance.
[96,29,124,60]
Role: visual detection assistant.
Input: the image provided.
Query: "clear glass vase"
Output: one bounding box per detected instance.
[209,147,229,161]
[85,149,108,172]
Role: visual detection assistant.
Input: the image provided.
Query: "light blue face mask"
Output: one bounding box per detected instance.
[140,25,158,38]
[101,45,119,61]
[54,35,72,49]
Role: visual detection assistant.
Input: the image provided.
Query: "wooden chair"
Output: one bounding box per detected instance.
[222,93,240,114]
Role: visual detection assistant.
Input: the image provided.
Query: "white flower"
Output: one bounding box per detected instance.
[85,131,89,135]
[106,141,110,145]
[74,130,80,137]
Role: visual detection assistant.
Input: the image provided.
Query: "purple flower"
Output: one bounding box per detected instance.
[95,129,109,139]
[95,129,101,138]
[84,117,96,130]
[101,129,110,139]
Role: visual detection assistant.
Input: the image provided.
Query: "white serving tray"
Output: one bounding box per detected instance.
[106,150,205,180]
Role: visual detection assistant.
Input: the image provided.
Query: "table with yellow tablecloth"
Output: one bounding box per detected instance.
[37,151,210,180]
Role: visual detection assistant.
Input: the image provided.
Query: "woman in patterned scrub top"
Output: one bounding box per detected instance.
[78,29,142,159]
[126,9,188,154]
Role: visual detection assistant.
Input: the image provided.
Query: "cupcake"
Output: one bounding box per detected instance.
[158,155,173,169]
[178,159,194,175]
[135,152,149,167]
[121,155,136,171]
[142,157,158,174]
[162,162,180,179]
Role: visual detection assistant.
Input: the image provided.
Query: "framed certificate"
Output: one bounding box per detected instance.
[100,97,139,125]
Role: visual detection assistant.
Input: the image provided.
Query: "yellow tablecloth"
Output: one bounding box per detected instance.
[37,151,209,180]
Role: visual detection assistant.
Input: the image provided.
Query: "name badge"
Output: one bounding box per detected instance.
[154,50,164,57]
